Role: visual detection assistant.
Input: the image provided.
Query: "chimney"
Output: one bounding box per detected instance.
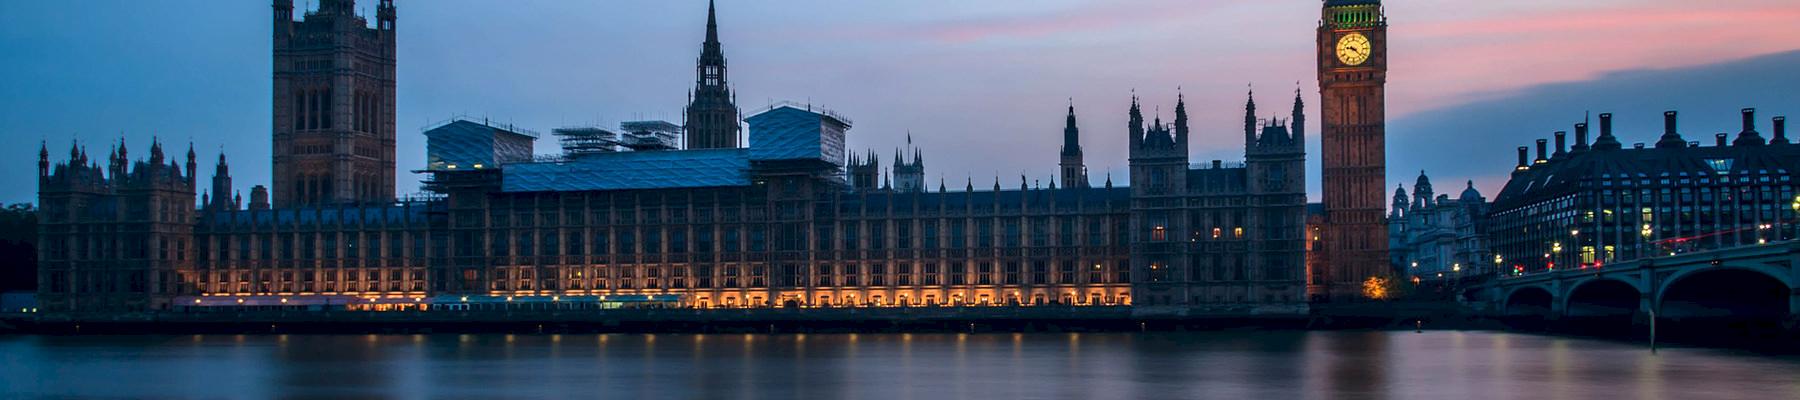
[1552,131,1567,158]
[1774,116,1789,144]
[1592,113,1621,150]
[1715,133,1728,147]
[1516,146,1529,170]
[1534,139,1548,164]
[1211,160,1222,169]
[1655,111,1686,149]
[1572,123,1590,152]
[1734,108,1765,146]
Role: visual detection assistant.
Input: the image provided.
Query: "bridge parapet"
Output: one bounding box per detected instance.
[1485,240,1800,319]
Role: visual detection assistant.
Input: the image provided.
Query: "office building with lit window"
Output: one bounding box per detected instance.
[1489,109,1796,276]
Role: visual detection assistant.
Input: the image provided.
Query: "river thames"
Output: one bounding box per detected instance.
[3,331,1798,399]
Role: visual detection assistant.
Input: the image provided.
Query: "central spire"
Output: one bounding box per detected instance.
[706,0,720,46]
[685,0,741,149]
[1062,99,1081,157]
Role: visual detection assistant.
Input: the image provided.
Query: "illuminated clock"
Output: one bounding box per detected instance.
[1336,33,1371,66]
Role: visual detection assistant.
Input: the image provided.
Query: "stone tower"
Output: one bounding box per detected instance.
[1316,0,1391,300]
[271,0,397,207]
[1128,93,1190,305]
[1245,89,1310,301]
[892,136,926,193]
[38,140,198,311]
[1060,100,1087,188]
[684,0,743,150]
[847,150,881,192]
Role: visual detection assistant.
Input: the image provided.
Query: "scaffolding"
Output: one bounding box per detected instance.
[619,120,681,151]
[552,126,620,158]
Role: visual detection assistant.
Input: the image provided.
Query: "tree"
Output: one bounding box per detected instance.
[1362,275,1394,300]
[0,203,37,292]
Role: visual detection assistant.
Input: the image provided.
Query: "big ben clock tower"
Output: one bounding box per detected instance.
[1316,0,1390,301]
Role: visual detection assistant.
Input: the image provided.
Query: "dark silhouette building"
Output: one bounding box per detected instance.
[683,0,743,150]
[1315,0,1391,301]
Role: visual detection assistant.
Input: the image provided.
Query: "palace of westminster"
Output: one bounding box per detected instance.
[36,0,1405,313]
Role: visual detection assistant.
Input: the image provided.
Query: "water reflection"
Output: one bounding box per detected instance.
[2,331,1798,399]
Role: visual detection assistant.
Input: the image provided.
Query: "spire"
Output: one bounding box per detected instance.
[1290,84,1305,144]
[69,140,81,165]
[685,0,737,149]
[1173,88,1189,144]
[966,177,973,192]
[706,0,719,45]
[1061,98,1081,157]
[38,141,49,177]
[1127,91,1143,148]
[1104,172,1113,188]
[149,137,164,165]
[185,142,198,185]
[1244,85,1258,148]
[108,142,121,177]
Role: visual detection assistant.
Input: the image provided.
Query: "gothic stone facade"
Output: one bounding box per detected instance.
[272,0,397,207]
[36,1,1309,313]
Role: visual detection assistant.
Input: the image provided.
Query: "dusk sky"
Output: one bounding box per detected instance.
[3,0,1798,205]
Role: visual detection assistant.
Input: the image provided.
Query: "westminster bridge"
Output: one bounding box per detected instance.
[1483,240,1800,330]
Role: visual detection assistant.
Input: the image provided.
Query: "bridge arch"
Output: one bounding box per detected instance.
[1563,278,1641,317]
[1503,286,1554,317]
[1657,266,1792,320]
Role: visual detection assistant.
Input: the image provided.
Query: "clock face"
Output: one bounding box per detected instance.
[1336,33,1372,66]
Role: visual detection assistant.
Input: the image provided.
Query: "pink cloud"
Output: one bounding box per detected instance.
[903,1,1228,44]
[1390,5,1800,115]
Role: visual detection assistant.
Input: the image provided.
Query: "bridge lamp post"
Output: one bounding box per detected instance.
[1790,195,1800,240]
[1570,229,1582,268]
